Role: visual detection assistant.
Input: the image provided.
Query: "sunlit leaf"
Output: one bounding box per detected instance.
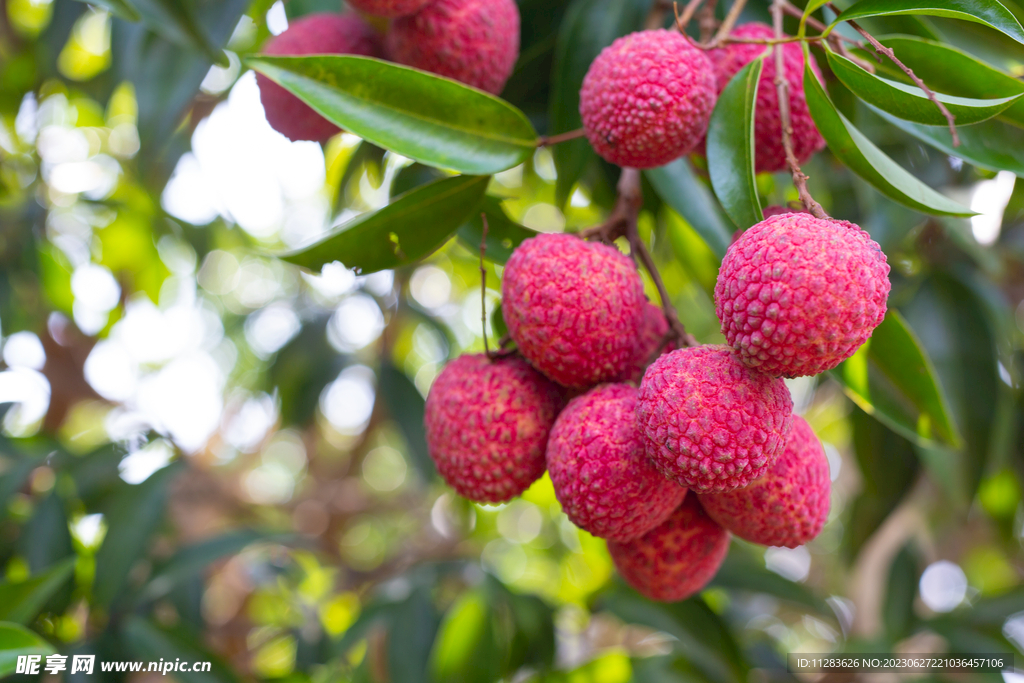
[830,0,1024,45]
[281,175,490,274]
[248,56,537,175]
[0,622,54,678]
[803,47,975,216]
[645,159,733,259]
[708,55,765,231]
[0,559,75,625]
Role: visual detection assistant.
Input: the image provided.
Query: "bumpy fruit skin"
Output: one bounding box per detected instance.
[707,23,825,173]
[608,495,730,602]
[347,0,433,18]
[424,354,562,503]
[637,345,793,493]
[386,0,520,94]
[502,234,647,388]
[580,30,717,169]
[256,13,384,142]
[699,416,830,548]
[618,303,673,383]
[715,212,891,378]
[547,384,687,542]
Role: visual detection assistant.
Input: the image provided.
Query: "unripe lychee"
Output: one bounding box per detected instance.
[386,0,520,95]
[699,416,830,548]
[608,495,730,602]
[637,345,793,493]
[715,212,891,378]
[547,384,687,542]
[424,354,562,503]
[347,0,433,18]
[502,234,647,389]
[256,13,384,142]
[618,303,673,383]
[580,29,717,169]
[707,23,825,173]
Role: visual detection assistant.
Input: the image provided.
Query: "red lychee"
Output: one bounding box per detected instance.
[546,384,687,542]
[501,234,647,389]
[714,212,891,378]
[580,29,717,169]
[424,354,562,503]
[385,0,520,95]
[256,13,384,143]
[637,345,793,493]
[618,303,673,383]
[608,495,730,602]
[347,0,433,18]
[699,416,830,548]
[706,22,825,173]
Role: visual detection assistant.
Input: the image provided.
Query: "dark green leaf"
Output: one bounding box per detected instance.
[122,617,238,683]
[281,175,490,274]
[391,162,445,198]
[0,459,33,524]
[268,316,346,427]
[826,48,1022,125]
[378,363,435,482]
[386,587,440,683]
[491,303,509,339]
[131,0,231,66]
[549,0,651,205]
[884,542,920,643]
[831,310,960,448]
[645,159,733,259]
[333,142,388,218]
[708,55,765,230]
[248,56,537,175]
[710,549,831,614]
[19,491,74,574]
[830,0,1024,45]
[72,0,141,22]
[803,48,975,216]
[0,622,54,677]
[93,462,182,609]
[456,196,539,264]
[0,558,76,625]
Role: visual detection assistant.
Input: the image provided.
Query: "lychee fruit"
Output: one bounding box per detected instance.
[699,416,830,548]
[502,234,647,389]
[385,0,520,95]
[580,29,717,169]
[256,13,385,143]
[637,345,793,493]
[546,384,687,542]
[608,494,730,602]
[347,0,433,18]
[618,303,673,383]
[706,22,825,173]
[424,354,562,503]
[714,212,891,378]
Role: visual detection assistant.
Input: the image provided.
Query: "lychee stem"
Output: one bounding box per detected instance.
[704,0,746,48]
[674,0,706,34]
[536,128,586,147]
[771,0,829,220]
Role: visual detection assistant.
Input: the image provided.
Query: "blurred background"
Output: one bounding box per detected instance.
[0,0,1023,681]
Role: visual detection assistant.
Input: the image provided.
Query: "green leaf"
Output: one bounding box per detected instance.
[93,462,182,609]
[123,617,238,683]
[831,310,960,448]
[708,55,765,231]
[131,0,231,66]
[0,622,54,678]
[247,56,537,175]
[870,106,1024,176]
[72,0,141,21]
[0,559,76,625]
[801,0,831,35]
[710,549,831,614]
[803,48,975,216]
[830,0,1024,45]
[645,159,733,259]
[456,196,539,264]
[386,587,441,683]
[281,175,489,274]
[0,459,34,524]
[549,0,651,205]
[378,363,435,482]
[826,48,1022,125]
[883,542,921,643]
[430,591,499,683]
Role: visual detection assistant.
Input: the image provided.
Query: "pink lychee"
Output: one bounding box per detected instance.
[608,495,730,602]
[501,234,647,389]
[706,22,825,173]
[637,345,793,493]
[385,0,520,95]
[580,29,717,169]
[699,415,830,548]
[347,0,433,18]
[714,212,891,378]
[256,13,384,143]
[424,354,562,503]
[546,384,687,542]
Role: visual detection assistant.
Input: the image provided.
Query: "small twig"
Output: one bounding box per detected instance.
[674,0,705,32]
[479,213,491,357]
[699,0,718,42]
[771,0,828,219]
[831,6,959,147]
[778,0,874,72]
[705,0,747,48]
[537,128,586,147]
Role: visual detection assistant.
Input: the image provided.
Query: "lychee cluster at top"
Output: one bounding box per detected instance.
[256,0,520,143]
